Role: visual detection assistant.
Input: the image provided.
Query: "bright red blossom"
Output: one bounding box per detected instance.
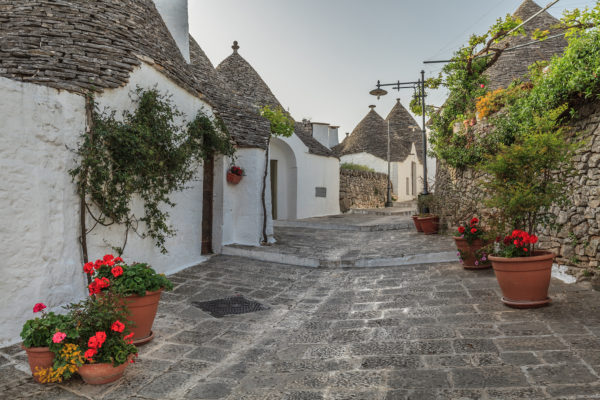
[111,320,125,333]
[470,217,479,226]
[111,266,123,278]
[33,303,46,313]
[84,348,97,361]
[471,228,477,234]
[83,262,94,274]
[95,331,107,346]
[458,226,466,234]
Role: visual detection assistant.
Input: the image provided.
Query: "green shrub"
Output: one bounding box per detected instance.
[341,163,375,172]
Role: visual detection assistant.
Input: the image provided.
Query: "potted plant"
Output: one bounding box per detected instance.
[226,165,244,184]
[417,214,439,234]
[454,217,491,269]
[66,293,138,384]
[20,303,74,383]
[84,254,173,345]
[483,107,576,308]
[411,215,423,232]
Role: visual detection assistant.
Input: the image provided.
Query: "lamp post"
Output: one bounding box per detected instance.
[385,120,393,207]
[370,70,429,197]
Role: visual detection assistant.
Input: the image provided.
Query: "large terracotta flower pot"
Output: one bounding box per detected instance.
[125,290,163,345]
[489,251,555,308]
[226,172,242,184]
[78,361,129,385]
[412,216,423,232]
[454,237,491,269]
[22,345,54,383]
[418,215,439,235]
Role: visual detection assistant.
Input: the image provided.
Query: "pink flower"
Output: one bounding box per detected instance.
[52,331,67,344]
[33,303,46,313]
[480,84,485,88]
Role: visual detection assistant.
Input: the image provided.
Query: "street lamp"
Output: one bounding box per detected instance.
[370,71,429,198]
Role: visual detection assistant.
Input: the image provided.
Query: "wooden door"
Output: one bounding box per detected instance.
[201,156,214,254]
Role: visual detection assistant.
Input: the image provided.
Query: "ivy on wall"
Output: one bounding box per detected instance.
[70,87,235,266]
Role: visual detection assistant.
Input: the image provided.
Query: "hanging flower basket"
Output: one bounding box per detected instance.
[227,166,243,184]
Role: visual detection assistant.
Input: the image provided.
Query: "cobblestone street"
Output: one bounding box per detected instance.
[2,233,600,399]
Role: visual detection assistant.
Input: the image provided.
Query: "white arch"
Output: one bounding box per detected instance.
[269,137,298,220]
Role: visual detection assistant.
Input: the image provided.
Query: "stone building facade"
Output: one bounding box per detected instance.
[339,169,389,212]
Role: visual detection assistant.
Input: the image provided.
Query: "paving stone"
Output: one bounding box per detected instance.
[526,363,598,385]
[360,355,422,370]
[185,381,232,399]
[453,338,498,354]
[405,340,453,355]
[137,372,193,399]
[494,336,567,351]
[546,383,600,398]
[388,369,449,389]
[451,366,528,388]
[499,352,542,366]
[186,346,228,363]
[486,387,547,400]
[149,343,195,360]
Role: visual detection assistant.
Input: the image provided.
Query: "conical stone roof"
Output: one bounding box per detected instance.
[334,105,412,162]
[216,42,333,156]
[216,42,282,110]
[386,99,423,163]
[485,0,567,90]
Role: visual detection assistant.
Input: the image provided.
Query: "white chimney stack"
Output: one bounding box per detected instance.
[152,0,190,63]
[328,126,339,148]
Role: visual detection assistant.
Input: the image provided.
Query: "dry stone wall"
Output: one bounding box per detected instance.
[435,102,600,272]
[339,169,389,212]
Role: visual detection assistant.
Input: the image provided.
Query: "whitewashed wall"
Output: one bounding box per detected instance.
[276,134,340,219]
[269,137,298,220]
[217,148,274,247]
[0,63,214,345]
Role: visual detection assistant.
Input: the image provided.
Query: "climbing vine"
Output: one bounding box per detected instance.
[70,87,235,261]
[259,105,295,243]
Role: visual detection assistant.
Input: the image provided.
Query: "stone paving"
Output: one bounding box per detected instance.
[2,255,600,399]
[225,216,457,268]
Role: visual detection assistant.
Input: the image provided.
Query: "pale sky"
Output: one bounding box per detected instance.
[189,0,596,140]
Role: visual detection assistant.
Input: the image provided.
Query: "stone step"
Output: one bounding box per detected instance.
[348,207,415,216]
[222,245,459,269]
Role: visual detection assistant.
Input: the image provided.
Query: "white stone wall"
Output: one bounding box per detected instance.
[269,137,298,220]
[0,63,213,345]
[218,148,274,247]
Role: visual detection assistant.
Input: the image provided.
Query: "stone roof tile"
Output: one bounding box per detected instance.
[385,99,424,163]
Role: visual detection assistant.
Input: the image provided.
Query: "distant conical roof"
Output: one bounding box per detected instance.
[334,105,412,162]
[216,41,282,110]
[215,41,333,156]
[485,0,567,90]
[386,99,423,162]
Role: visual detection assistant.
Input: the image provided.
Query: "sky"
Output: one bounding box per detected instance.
[189,0,597,141]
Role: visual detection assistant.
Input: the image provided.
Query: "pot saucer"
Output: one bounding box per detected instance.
[132,330,154,346]
[501,297,551,309]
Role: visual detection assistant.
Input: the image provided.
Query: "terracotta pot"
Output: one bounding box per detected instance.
[412,216,423,232]
[418,215,439,235]
[22,345,54,383]
[454,237,491,269]
[226,172,242,184]
[78,361,129,385]
[489,251,555,308]
[124,290,162,345]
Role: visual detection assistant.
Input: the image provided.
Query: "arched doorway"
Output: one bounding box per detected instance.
[269,137,297,220]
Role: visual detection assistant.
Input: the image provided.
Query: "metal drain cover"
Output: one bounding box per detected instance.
[191,295,269,318]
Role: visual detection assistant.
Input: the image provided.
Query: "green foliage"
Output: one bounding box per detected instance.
[482,106,578,235]
[427,2,600,169]
[340,162,374,172]
[70,87,235,254]
[260,105,295,138]
[95,262,173,297]
[20,312,73,349]
[66,293,138,366]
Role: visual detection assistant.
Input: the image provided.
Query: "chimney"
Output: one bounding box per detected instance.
[152,0,190,63]
[369,105,376,110]
[328,126,339,148]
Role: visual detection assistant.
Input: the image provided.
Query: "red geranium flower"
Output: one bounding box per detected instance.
[124,332,134,344]
[33,303,46,313]
[95,331,107,346]
[115,257,123,263]
[83,262,94,274]
[470,217,479,225]
[111,266,123,278]
[111,320,125,333]
[458,226,466,234]
[88,336,99,349]
[84,348,97,361]
[103,254,114,262]
[471,228,477,234]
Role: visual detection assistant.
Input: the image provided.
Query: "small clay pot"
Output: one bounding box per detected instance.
[489,251,555,308]
[78,361,130,385]
[22,345,54,383]
[418,215,439,235]
[226,172,242,184]
[412,215,423,232]
[454,237,491,269]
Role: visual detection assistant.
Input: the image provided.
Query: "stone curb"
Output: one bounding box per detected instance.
[221,246,459,269]
[272,220,412,232]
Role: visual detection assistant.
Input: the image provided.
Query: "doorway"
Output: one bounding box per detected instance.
[201,156,214,254]
[270,160,278,220]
